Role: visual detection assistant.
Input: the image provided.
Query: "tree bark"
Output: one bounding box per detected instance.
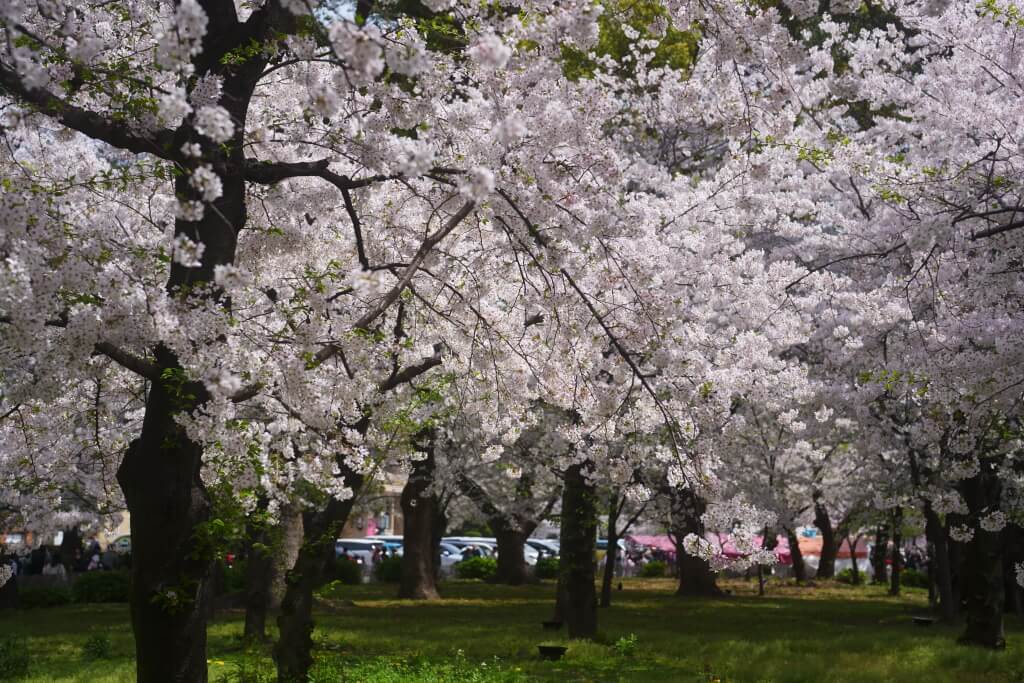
[557,461,597,639]
[957,460,1005,649]
[243,518,273,642]
[889,508,903,596]
[871,525,889,585]
[672,489,723,597]
[399,443,440,600]
[785,527,806,582]
[813,498,838,580]
[493,526,530,586]
[275,469,365,682]
[270,505,304,610]
[114,25,274,679]
[923,503,957,621]
[117,377,215,683]
[846,535,862,585]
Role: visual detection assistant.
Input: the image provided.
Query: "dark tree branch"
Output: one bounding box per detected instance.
[243,158,400,190]
[0,63,177,159]
[92,342,161,381]
[378,344,444,394]
[970,220,1024,240]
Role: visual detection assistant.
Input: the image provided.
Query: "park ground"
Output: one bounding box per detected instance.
[1,578,1023,682]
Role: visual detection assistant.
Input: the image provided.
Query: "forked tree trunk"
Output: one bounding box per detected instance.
[672,489,723,597]
[557,461,597,639]
[399,445,440,600]
[923,503,957,621]
[456,472,550,587]
[785,527,806,582]
[958,460,1005,649]
[846,535,862,585]
[275,470,365,682]
[814,499,838,580]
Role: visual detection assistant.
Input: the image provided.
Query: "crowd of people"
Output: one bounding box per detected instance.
[1,538,129,585]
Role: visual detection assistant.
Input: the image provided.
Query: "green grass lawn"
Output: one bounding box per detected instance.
[2,578,1023,682]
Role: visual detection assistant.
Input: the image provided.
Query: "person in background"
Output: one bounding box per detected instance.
[42,553,67,582]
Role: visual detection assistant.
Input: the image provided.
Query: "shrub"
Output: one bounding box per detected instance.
[901,569,929,589]
[18,586,72,608]
[534,556,559,580]
[328,557,365,585]
[613,633,638,658]
[374,556,403,584]
[81,634,112,660]
[0,637,29,679]
[835,568,866,584]
[640,560,667,578]
[454,556,497,580]
[73,571,130,603]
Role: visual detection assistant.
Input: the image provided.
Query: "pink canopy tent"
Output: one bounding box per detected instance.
[708,533,792,564]
[624,534,675,552]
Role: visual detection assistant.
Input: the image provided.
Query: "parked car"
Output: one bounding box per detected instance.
[335,538,386,578]
[442,538,495,558]
[527,538,560,558]
[438,542,464,575]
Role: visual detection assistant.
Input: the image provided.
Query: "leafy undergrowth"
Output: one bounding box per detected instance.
[1,579,1023,682]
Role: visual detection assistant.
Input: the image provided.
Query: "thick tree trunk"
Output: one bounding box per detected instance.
[557,461,597,639]
[243,519,273,642]
[672,490,723,597]
[399,445,440,600]
[958,461,1005,649]
[813,499,838,580]
[115,42,269,680]
[270,505,304,610]
[785,527,806,582]
[600,493,620,608]
[117,373,214,683]
[493,526,530,586]
[923,503,957,621]
[889,508,903,596]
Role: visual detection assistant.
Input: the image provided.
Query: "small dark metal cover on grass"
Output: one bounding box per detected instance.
[538,644,568,660]
[912,616,936,626]
[541,620,563,631]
